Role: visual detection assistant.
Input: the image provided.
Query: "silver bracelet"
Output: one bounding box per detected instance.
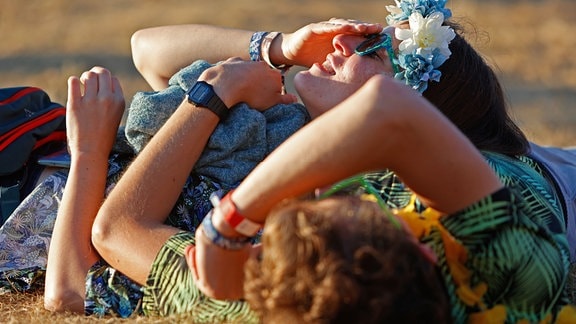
[260,31,292,71]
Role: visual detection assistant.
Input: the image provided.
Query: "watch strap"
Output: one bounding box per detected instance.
[187,81,229,121]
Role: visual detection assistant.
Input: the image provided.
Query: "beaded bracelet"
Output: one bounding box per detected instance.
[249,31,268,62]
[200,209,252,250]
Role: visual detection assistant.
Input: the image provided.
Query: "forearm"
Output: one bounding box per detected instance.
[132,25,254,90]
[92,99,219,283]
[45,68,125,312]
[232,75,502,222]
[114,102,218,216]
[44,153,109,312]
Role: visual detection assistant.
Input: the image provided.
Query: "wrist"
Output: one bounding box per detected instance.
[261,32,292,71]
[188,78,234,121]
[210,191,262,237]
[211,206,244,238]
[201,210,252,250]
[70,149,110,166]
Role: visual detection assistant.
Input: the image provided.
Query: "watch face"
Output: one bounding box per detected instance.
[187,81,229,120]
[189,82,212,105]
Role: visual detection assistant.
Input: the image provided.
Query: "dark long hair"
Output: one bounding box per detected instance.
[424,22,529,156]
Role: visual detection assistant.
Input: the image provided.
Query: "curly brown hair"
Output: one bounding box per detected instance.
[244,196,451,323]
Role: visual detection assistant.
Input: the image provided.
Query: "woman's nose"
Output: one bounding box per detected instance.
[332,34,362,57]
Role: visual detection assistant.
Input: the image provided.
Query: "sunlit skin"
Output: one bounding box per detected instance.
[295,26,402,118]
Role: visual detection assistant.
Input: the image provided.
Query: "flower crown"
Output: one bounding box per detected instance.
[386,0,456,93]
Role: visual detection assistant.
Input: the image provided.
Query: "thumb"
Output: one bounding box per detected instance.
[184,244,199,282]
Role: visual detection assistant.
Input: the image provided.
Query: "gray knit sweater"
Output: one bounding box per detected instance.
[124,60,310,188]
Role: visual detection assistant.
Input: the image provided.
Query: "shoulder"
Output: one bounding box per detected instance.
[481,151,563,213]
[437,187,570,322]
[481,151,546,182]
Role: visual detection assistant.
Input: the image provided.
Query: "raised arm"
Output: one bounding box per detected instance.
[189,74,503,299]
[44,67,125,313]
[234,75,502,221]
[131,19,383,90]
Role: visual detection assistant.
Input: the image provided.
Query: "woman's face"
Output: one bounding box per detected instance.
[294,26,399,118]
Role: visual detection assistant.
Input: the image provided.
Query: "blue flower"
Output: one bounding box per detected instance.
[430,48,449,68]
[386,0,452,25]
[396,53,442,92]
[386,0,454,93]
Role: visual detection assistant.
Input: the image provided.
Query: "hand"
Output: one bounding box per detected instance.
[199,58,297,111]
[281,18,383,67]
[66,66,125,159]
[184,225,251,300]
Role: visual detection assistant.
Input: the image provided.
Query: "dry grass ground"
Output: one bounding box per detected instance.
[0,0,575,322]
[1,0,575,146]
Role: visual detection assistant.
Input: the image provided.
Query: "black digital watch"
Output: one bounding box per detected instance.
[186,81,229,121]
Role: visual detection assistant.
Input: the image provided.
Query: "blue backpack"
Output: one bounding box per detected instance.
[0,87,66,224]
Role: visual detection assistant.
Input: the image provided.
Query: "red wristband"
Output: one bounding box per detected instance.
[217,190,262,237]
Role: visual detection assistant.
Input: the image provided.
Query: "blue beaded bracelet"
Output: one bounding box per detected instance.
[201,210,252,250]
[249,31,268,62]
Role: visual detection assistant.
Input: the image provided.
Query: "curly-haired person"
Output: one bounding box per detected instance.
[244,196,452,323]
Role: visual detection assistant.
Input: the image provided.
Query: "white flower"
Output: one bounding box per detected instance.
[395,11,455,57]
[385,1,403,15]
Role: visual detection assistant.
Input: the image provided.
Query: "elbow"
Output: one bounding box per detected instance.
[131,29,149,77]
[44,288,84,314]
[130,29,170,91]
[91,205,118,260]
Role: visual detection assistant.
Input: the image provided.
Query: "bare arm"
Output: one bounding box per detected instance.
[189,75,503,299]
[232,75,503,220]
[131,25,253,90]
[91,59,296,285]
[131,20,383,90]
[44,68,125,313]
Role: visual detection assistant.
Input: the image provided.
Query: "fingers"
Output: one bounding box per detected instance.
[184,244,199,282]
[71,66,125,113]
[328,17,365,24]
[78,66,116,97]
[67,76,82,110]
[80,70,98,99]
[280,92,299,104]
[223,56,243,64]
[94,67,113,94]
[327,17,379,26]
[111,76,125,106]
[323,18,383,34]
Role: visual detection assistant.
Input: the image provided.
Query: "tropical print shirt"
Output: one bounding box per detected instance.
[1,150,575,322]
[352,152,571,323]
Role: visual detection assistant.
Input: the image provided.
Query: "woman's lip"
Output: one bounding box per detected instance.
[311,62,329,75]
[312,59,335,76]
[325,55,337,75]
